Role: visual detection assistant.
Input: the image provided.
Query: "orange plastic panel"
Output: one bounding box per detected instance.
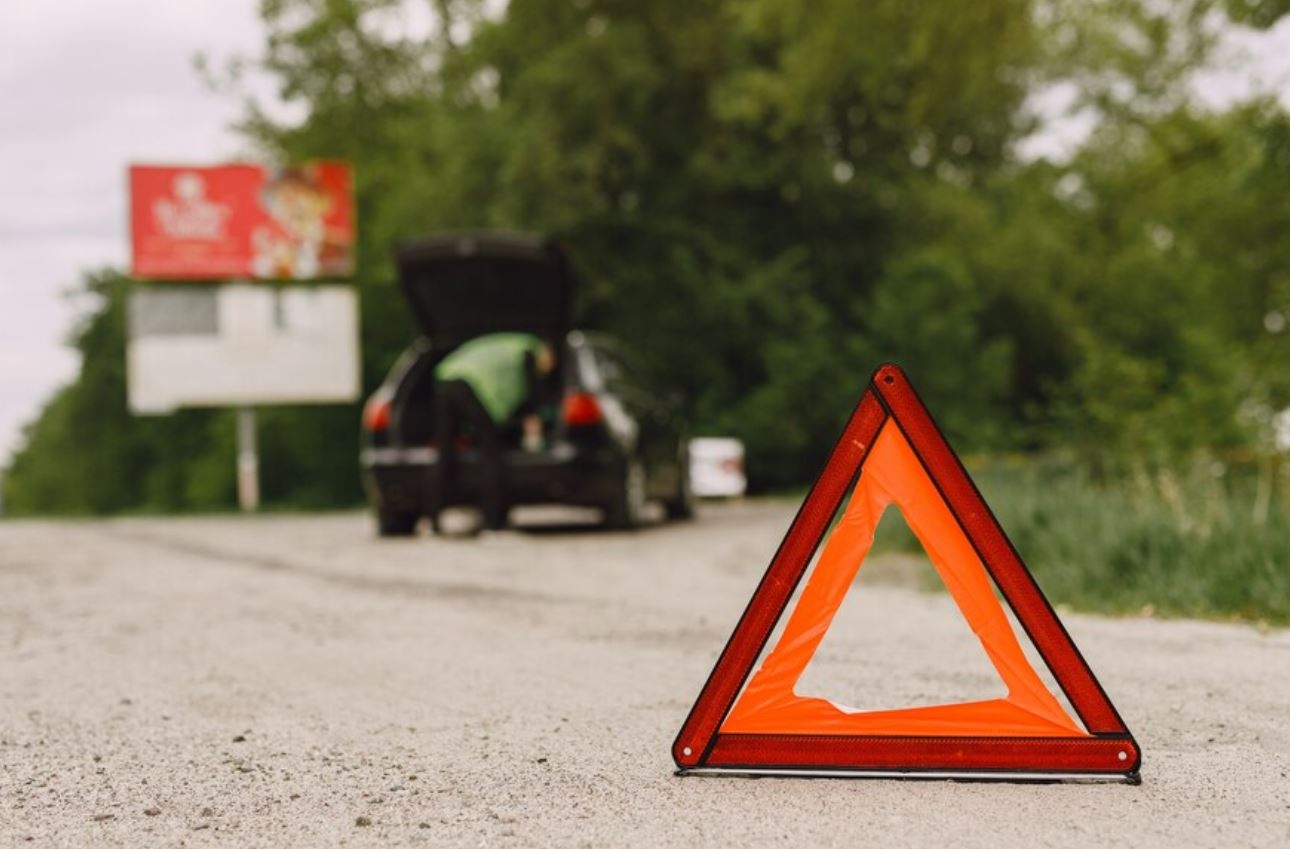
[721,421,1085,738]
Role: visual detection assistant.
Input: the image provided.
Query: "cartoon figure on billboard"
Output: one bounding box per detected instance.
[131,161,354,280]
[252,166,335,279]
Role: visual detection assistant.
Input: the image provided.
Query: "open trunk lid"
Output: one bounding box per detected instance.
[395,231,575,350]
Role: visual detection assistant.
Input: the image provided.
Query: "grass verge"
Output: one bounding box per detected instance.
[870,457,1290,626]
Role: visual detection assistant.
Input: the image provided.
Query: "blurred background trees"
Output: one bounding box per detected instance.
[6,0,1290,511]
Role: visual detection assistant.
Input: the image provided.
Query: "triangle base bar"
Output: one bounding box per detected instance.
[677,767,1141,785]
[688,732,1139,777]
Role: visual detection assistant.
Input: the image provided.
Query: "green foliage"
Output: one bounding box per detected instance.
[1039,102,1290,469]
[978,459,1290,624]
[872,457,1290,624]
[1,272,364,515]
[3,272,236,514]
[6,0,1290,516]
[1225,0,1290,28]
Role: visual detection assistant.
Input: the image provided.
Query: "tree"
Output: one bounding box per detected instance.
[7,0,1290,510]
[4,272,234,514]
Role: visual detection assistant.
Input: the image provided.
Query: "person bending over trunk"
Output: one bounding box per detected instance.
[431,333,556,531]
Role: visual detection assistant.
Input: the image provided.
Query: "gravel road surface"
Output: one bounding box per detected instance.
[1,503,1286,847]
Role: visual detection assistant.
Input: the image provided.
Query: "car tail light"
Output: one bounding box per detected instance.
[721,457,745,474]
[562,392,604,426]
[363,392,392,432]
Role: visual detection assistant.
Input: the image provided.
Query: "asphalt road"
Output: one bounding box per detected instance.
[1,503,1286,847]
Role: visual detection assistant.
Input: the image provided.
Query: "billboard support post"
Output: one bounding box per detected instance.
[236,407,260,512]
[127,161,359,513]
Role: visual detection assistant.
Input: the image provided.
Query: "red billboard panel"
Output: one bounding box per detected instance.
[129,161,355,280]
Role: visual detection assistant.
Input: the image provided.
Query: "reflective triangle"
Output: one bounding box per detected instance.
[723,421,1083,737]
[673,364,1140,780]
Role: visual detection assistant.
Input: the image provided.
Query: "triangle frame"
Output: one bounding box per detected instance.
[672,363,1141,782]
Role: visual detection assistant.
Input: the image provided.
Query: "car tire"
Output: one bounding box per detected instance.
[376,508,420,537]
[663,462,696,521]
[604,458,647,530]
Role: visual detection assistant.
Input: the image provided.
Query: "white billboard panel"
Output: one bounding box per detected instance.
[127,284,360,414]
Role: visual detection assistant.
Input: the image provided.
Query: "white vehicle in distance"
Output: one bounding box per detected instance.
[688,437,747,499]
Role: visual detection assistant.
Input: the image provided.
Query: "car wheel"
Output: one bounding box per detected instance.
[376,508,420,537]
[663,460,696,520]
[604,458,647,530]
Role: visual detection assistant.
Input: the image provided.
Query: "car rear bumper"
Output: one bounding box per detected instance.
[361,443,623,515]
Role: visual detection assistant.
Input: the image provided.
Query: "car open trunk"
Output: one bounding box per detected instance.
[394,231,575,350]
[390,232,577,448]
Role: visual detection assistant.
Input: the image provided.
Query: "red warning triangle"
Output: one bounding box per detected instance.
[673,364,1140,781]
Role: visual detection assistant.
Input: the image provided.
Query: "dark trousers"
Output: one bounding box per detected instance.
[433,379,506,530]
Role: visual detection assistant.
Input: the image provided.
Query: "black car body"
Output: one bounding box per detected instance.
[360,231,693,534]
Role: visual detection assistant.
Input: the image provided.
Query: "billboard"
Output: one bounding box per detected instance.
[129,161,355,280]
[126,284,360,413]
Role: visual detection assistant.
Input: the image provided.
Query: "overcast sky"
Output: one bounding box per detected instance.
[0,0,265,466]
[1,2,1288,468]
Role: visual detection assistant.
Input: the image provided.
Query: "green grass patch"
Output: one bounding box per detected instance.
[870,457,1290,626]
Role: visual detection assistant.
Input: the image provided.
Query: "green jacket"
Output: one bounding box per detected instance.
[434,332,545,424]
